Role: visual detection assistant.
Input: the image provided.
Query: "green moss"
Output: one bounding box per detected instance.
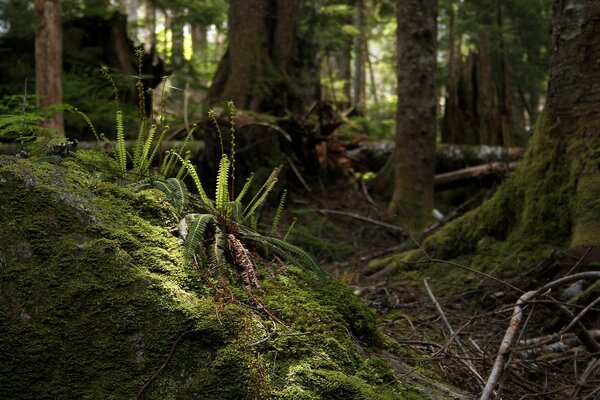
[409,114,576,275]
[0,154,433,399]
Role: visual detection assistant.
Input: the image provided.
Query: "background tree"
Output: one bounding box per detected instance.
[207,0,304,114]
[35,0,64,136]
[389,0,437,230]
[423,0,599,266]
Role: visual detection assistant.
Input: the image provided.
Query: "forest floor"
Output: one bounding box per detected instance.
[284,181,600,400]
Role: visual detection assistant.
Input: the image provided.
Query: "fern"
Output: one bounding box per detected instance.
[208,228,227,272]
[153,177,189,216]
[271,190,287,235]
[245,232,321,276]
[243,178,278,221]
[184,214,214,263]
[115,110,126,173]
[133,118,146,168]
[228,101,236,197]
[137,123,157,174]
[243,167,280,219]
[215,155,230,211]
[235,173,255,203]
[283,217,297,241]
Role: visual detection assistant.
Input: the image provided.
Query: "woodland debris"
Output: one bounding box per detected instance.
[479,271,600,400]
[435,161,518,189]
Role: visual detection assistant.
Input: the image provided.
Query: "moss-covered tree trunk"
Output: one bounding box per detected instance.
[422,0,600,267]
[547,0,600,246]
[389,0,437,230]
[207,0,303,114]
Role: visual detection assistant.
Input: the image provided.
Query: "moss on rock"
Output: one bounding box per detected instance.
[0,154,432,399]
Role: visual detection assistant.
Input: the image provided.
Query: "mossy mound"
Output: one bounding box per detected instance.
[0,153,429,399]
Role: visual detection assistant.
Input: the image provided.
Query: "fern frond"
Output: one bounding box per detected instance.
[184,213,214,263]
[271,189,287,236]
[145,126,169,175]
[228,101,236,198]
[124,177,153,192]
[235,173,254,203]
[243,178,278,221]
[72,108,102,142]
[137,123,157,174]
[133,118,146,167]
[243,167,280,219]
[174,150,191,180]
[283,217,297,241]
[170,152,212,207]
[208,227,227,271]
[153,178,189,215]
[245,233,322,276]
[115,110,126,173]
[185,160,213,208]
[216,155,230,211]
[208,109,224,155]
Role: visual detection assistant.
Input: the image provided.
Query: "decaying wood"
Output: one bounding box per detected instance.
[480,271,600,400]
[435,162,518,188]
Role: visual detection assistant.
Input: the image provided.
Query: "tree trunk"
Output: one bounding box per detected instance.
[191,23,207,56]
[170,10,184,68]
[353,0,367,113]
[35,0,64,136]
[546,0,600,246]
[442,32,506,146]
[207,0,303,114]
[422,0,600,266]
[143,0,156,54]
[389,0,437,230]
[497,0,512,146]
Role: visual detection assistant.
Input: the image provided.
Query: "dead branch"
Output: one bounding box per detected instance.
[479,271,600,400]
[314,208,405,234]
[424,278,485,388]
[435,162,518,189]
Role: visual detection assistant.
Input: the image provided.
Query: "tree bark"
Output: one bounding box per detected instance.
[422,0,600,264]
[35,0,64,136]
[546,0,600,246]
[389,0,437,230]
[207,0,304,114]
[353,0,367,113]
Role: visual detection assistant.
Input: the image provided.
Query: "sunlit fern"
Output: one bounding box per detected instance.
[169,104,322,288]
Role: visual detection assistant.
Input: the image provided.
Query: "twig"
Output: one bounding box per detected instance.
[286,156,312,192]
[480,271,600,400]
[137,334,185,399]
[360,179,377,207]
[314,208,405,233]
[424,278,485,388]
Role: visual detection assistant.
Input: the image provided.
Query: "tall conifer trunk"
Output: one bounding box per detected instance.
[389,0,437,230]
[35,0,64,136]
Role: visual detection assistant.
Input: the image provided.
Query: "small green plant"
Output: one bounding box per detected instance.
[75,50,193,180]
[169,103,321,288]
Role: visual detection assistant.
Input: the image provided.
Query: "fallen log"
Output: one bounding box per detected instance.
[435,161,518,189]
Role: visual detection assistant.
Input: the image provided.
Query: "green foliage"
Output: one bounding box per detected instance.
[167,104,322,287]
